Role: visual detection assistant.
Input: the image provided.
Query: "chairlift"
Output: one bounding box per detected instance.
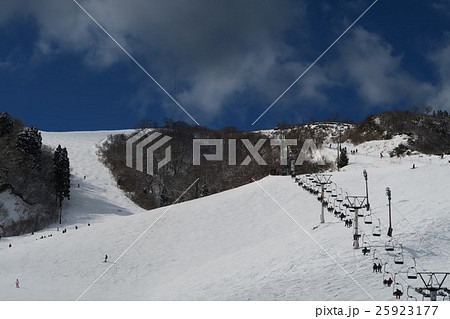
[364,212,373,224]
[392,273,404,299]
[437,291,447,301]
[385,239,395,252]
[361,235,371,255]
[372,249,380,264]
[336,188,344,203]
[394,244,404,264]
[372,219,381,237]
[336,188,344,202]
[407,258,418,279]
[382,263,393,287]
[357,209,365,217]
[421,293,430,300]
[407,286,417,301]
[328,202,334,212]
[331,183,338,197]
[334,200,341,214]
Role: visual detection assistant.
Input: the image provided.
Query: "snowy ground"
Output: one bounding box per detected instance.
[0,131,448,300]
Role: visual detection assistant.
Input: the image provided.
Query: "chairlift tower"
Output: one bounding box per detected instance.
[386,187,393,237]
[345,195,367,249]
[314,174,332,223]
[415,272,449,301]
[363,170,370,210]
[337,126,342,172]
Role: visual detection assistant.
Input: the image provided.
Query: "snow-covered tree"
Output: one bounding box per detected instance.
[16,126,42,160]
[338,148,349,169]
[54,145,70,223]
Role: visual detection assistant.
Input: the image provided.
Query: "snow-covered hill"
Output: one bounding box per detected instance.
[0,130,448,300]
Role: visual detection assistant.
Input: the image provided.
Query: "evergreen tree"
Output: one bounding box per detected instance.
[16,126,42,160]
[201,183,209,197]
[338,148,349,168]
[0,112,14,137]
[159,184,169,206]
[54,145,70,223]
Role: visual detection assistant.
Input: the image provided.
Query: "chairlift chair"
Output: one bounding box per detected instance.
[328,202,334,212]
[357,209,365,217]
[394,244,404,264]
[334,200,341,214]
[372,249,380,264]
[437,291,447,301]
[385,239,395,252]
[336,188,344,202]
[331,183,338,197]
[382,263,393,286]
[407,286,417,301]
[392,273,404,299]
[364,212,373,224]
[407,258,418,279]
[372,219,381,237]
[361,235,371,255]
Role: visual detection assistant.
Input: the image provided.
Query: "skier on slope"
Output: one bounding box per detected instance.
[16,279,19,288]
[104,254,108,263]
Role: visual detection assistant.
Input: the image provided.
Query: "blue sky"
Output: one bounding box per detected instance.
[1,0,450,131]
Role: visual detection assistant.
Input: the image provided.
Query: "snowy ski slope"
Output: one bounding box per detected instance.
[0,131,448,300]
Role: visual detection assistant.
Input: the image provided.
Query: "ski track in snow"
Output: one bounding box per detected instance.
[0,130,449,300]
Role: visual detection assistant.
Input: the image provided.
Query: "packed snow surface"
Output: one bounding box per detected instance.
[0,130,448,300]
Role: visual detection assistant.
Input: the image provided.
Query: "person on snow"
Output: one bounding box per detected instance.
[377,263,382,273]
[104,254,108,263]
[16,279,19,288]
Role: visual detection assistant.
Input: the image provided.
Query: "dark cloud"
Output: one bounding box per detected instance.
[0,0,308,121]
[1,0,449,123]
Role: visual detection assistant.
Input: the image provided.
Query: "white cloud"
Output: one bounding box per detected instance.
[333,27,436,108]
[428,35,450,110]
